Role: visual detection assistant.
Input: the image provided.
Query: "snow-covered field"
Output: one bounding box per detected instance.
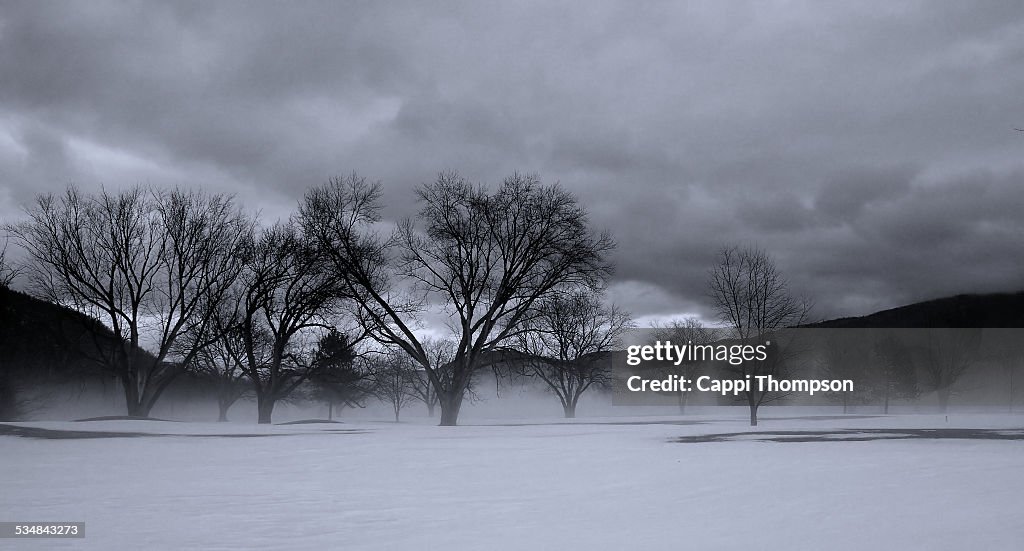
[3,413,1023,550]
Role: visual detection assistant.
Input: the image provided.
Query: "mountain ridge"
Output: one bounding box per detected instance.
[801,290,1024,328]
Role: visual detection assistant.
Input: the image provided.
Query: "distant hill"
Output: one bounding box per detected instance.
[0,286,234,420]
[0,285,117,377]
[0,285,121,419]
[803,291,1024,328]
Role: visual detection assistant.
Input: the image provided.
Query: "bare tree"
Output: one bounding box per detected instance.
[187,313,250,422]
[916,328,981,413]
[986,329,1024,413]
[369,349,418,422]
[9,186,251,417]
[223,223,348,424]
[515,289,632,418]
[871,333,919,414]
[818,331,874,414]
[707,245,810,426]
[0,236,21,288]
[406,337,454,418]
[651,317,714,414]
[299,172,614,425]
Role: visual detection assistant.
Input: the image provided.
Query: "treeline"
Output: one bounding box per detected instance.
[4,177,1019,425]
[1,172,625,425]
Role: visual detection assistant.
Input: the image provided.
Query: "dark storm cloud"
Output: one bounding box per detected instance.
[2,0,1024,322]
[814,166,916,222]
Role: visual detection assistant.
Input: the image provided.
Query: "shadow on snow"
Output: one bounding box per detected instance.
[673,428,1024,443]
[0,423,368,440]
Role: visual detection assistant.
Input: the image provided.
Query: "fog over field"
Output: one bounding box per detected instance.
[2,1,1024,550]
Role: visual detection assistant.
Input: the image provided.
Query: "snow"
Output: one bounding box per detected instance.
[3,413,1023,550]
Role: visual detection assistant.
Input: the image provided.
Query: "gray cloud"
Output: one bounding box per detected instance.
[2,0,1024,323]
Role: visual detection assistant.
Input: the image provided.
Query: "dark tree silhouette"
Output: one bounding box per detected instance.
[307,330,371,420]
[985,329,1024,413]
[708,245,810,426]
[186,316,250,422]
[871,333,919,414]
[916,328,981,413]
[515,289,631,418]
[299,172,613,425]
[225,223,346,424]
[10,186,251,417]
[0,236,20,288]
[368,350,418,422]
[651,317,714,414]
[818,331,875,414]
[405,338,454,418]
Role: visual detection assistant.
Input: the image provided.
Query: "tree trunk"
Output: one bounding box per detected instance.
[394,407,400,423]
[677,390,687,415]
[426,402,435,418]
[748,397,759,426]
[328,401,334,421]
[438,391,464,426]
[883,390,890,415]
[257,394,276,424]
[125,400,151,417]
[563,404,576,418]
[122,374,151,417]
[217,400,230,422]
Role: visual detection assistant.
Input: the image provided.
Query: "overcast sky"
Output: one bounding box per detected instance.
[2,1,1023,324]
